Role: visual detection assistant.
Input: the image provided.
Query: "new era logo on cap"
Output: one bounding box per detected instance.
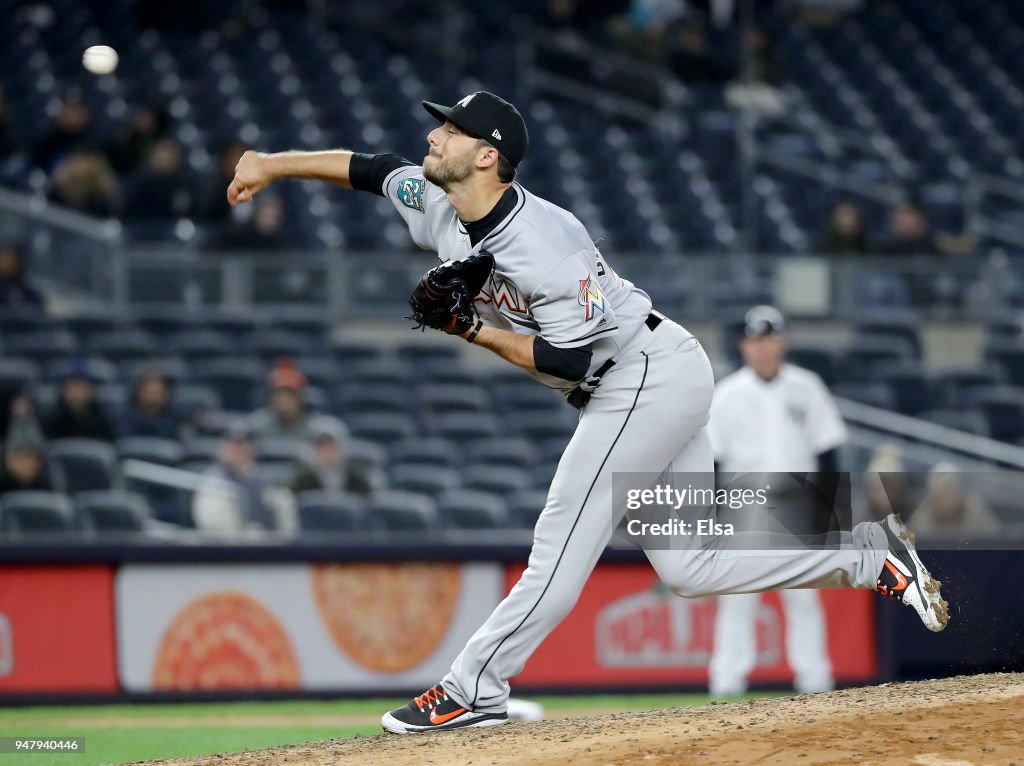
[423,91,529,168]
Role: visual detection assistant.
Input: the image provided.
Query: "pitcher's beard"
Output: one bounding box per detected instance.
[423,154,474,190]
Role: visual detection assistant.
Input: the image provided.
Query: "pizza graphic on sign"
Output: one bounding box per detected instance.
[311,563,462,673]
[152,591,300,690]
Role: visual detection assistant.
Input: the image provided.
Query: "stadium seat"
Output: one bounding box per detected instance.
[191,358,266,410]
[841,336,917,382]
[964,387,1024,443]
[296,490,366,533]
[347,412,418,445]
[427,412,501,441]
[88,329,159,363]
[166,330,235,362]
[983,340,1024,386]
[6,330,78,363]
[787,344,840,386]
[76,490,153,533]
[466,436,536,470]
[1,492,75,536]
[918,409,990,437]
[830,382,897,411]
[462,465,532,495]
[45,439,120,493]
[334,384,408,416]
[506,489,549,529]
[855,314,923,358]
[367,490,439,532]
[116,437,185,466]
[436,489,509,530]
[389,464,461,495]
[508,409,577,441]
[416,383,490,414]
[0,358,40,390]
[933,366,1009,408]
[45,357,120,385]
[244,329,317,361]
[869,361,933,415]
[389,437,456,468]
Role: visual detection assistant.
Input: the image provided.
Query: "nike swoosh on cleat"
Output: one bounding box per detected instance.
[429,707,467,725]
[884,560,908,591]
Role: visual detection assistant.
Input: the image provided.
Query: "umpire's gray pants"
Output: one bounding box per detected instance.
[442,319,888,713]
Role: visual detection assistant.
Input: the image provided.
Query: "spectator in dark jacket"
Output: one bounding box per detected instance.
[43,363,116,442]
[32,94,94,174]
[0,242,46,312]
[124,138,192,223]
[48,152,121,218]
[289,424,377,497]
[816,201,868,254]
[119,370,182,439]
[0,432,53,495]
[193,140,248,223]
[106,103,169,174]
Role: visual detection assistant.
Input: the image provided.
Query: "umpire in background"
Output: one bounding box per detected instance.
[706,305,848,696]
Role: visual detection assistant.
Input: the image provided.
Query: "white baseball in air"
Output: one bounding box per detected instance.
[82,45,119,75]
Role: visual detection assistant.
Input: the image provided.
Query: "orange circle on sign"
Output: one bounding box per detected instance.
[311,563,462,673]
[152,591,300,690]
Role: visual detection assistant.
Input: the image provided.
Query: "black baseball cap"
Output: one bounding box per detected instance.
[743,305,786,337]
[422,91,529,168]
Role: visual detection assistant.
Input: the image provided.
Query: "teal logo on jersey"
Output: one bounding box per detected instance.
[397,177,425,213]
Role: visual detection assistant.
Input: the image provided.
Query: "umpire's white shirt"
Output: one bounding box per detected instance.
[708,363,847,473]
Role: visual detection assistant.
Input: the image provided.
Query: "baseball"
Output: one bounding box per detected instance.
[82,45,118,75]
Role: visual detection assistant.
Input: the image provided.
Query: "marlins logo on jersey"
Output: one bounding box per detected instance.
[577,277,608,321]
[478,273,528,314]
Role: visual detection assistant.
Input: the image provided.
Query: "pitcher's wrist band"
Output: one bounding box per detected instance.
[465,319,484,343]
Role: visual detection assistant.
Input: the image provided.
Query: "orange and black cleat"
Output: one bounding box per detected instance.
[381,683,508,734]
[875,514,949,632]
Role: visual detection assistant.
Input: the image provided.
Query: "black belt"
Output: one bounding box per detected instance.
[567,310,665,409]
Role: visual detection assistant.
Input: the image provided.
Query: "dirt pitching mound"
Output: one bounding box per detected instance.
[135,673,1023,766]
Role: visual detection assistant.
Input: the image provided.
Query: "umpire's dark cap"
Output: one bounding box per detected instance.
[744,305,786,337]
[423,92,529,168]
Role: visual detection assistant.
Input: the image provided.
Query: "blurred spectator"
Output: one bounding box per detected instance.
[123,138,192,222]
[545,0,629,31]
[213,192,286,251]
[193,140,248,223]
[816,201,868,254]
[106,103,170,174]
[289,423,378,496]
[874,203,938,255]
[191,421,280,533]
[48,152,121,217]
[2,389,45,453]
[911,463,1001,535]
[0,86,13,161]
[32,93,94,174]
[119,371,182,439]
[610,0,689,62]
[859,444,913,522]
[0,432,53,494]
[42,363,116,442]
[247,361,344,443]
[0,242,46,312]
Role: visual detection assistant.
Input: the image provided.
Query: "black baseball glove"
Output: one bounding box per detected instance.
[408,252,494,335]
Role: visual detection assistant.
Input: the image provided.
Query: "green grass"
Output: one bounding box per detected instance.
[0,692,779,766]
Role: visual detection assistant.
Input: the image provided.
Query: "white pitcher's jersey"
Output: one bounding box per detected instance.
[708,363,847,474]
[380,163,654,391]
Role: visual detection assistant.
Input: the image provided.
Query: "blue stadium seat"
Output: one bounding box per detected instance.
[506,489,549,529]
[347,412,418,445]
[787,344,840,386]
[116,437,185,466]
[427,412,501,441]
[918,409,990,437]
[964,386,1024,443]
[368,490,439,532]
[390,464,461,495]
[296,490,366,533]
[462,465,531,495]
[76,490,153,533]
[416,384,490,414]
[88,329,159,363]
[1,492,75,536]
[6,330,78,363]
[466,437,536,470]
[389,437,456,468]
[45,439,120,493]
[437,489,509,530]
[191,358,266,410]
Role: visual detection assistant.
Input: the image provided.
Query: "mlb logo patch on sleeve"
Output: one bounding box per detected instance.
[397,177,425,212]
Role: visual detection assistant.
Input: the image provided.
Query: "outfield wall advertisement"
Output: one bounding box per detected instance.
[509,563,878,687]
[0,565,118,693]
[115,563,505,692]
